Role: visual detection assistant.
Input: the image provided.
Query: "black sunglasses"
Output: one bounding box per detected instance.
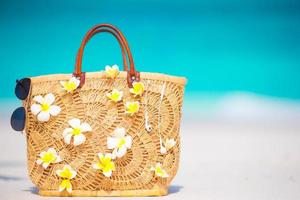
[10,78,31,132]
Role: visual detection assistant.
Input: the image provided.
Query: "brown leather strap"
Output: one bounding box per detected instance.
[74,24,140,87]
[76,28,128,71]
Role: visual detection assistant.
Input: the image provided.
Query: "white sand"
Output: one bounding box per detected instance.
[1,94,300,199]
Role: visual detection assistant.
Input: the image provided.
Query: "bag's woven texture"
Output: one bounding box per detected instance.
[24,71,186,195]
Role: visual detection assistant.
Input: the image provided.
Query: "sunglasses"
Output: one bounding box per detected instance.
[10,78,31,132]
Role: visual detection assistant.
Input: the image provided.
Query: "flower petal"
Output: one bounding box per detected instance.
[107,137,118,149]
[111,148,117,160]
[56,169,63,177]
[162,170,169,178]
[69,170,77,179]
[156,163,162,167]
[60,80,66,87]
[63,133,73,144]
[68,118,81,128]
[49,105,61,116]
[48,148,56,154]
[103,170,112,177]
[112,64,119,70]
[33,95,44,104]
[125,136,132,148]
[92,163,101,170]
[37,111,50,122]
[36,159,43,165]
[31,104,41,115]
[105,153,112,159]
[116,146,127,158]
[73,134,86,146]
[42,162,50,169]
[70,77,80,87]
[55,155,62,163]
[39,151,46,157]
[44,93,55,105]
[97,153,104,160]
[165,139,176,150]
[160,146,167,154]
[105,65,111,71]
[58,180,67,192]
[80,122,92,132]
[66,183,72,193]
[63,128,73,136]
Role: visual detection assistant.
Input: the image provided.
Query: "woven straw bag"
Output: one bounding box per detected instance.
[23,24,186,197]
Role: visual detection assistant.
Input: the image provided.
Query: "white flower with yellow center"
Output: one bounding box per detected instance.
[60,77,80,93]
[125,101,140,116]
[36,148,62,169]
[107,127,132,159]
[92,153,116,177]
[129,81,145,96]
[62,118,92,146]
[106,89,123,102]
[150,163,169,178]
[160,138,176,154]
[105,64,119,79]
[31,93,61,122]
[56,165,77,193]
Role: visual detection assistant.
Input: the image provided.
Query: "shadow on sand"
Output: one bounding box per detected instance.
[0,174,24,181]
[23,187,39,195]
[168,185,183,194]
[23,185,184,195]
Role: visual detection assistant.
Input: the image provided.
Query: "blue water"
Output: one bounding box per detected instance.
[1,0,300,99]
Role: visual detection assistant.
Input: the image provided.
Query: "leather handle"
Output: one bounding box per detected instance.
[74,24,140,87]
[76,28,128,71]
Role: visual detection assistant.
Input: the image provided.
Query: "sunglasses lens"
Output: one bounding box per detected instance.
[15,78,31,100]
[11,107,26,132]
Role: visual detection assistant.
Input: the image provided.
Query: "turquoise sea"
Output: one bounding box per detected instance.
[0,0,300,100]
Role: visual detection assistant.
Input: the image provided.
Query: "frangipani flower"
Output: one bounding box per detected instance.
[105,65,119,79]
[56,165,77,193]
[106,89,123,102]
[125,101,139,115]
[31,93,61,122]
[160,138,176,154]
[92,153,116,177]
[129,81,145,96]
[60,77,80,93]
[63,118,92,146]
[150,163,169,178]
[107,127,132,159]
[36,148,62,169]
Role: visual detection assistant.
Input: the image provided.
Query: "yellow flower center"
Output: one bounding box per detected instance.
[41,103,50,112]
[117,138,126,148]
[41,152,56,163]
[155,166,166,176]
[110,92,120,101]
[72,128,82,136]
[132,83,144,94]
[98,156,115,173]
[59,167,73,179]
[60,179,72,190]
[127,103,139,113]
[106,69,118,78]
[64,82,77,91]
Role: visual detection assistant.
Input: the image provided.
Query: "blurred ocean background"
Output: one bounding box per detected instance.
[1,0,300,119]
[1,0,300,98]
[1,0,300,199]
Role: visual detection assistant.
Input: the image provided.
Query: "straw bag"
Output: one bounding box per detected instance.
[22,24,186,197]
